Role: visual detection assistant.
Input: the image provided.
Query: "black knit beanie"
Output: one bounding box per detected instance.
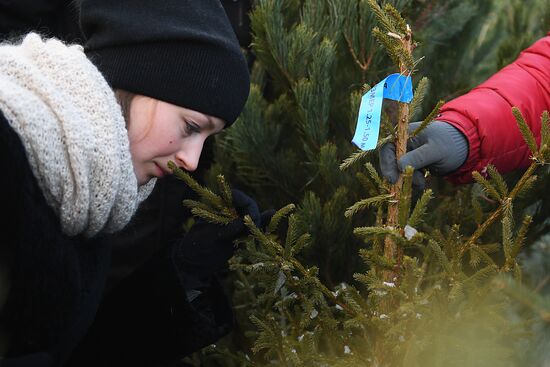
[79,0,250,126]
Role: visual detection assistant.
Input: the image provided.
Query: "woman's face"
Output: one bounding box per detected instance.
[127,95,226,185]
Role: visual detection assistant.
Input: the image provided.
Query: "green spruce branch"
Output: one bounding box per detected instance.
[169,161,238,225]
[459,108,550,258]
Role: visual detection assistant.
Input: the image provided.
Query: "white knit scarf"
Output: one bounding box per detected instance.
[0,33,155,238]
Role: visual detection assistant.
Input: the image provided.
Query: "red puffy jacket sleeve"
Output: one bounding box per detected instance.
[438,32,550,184]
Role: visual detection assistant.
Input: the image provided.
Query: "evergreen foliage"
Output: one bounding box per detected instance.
[178,1,550,365]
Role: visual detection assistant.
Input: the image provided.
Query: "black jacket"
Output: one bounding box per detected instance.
[0,111,233,367]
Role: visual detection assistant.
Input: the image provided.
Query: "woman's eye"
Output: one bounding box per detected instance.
[184,121,201,135]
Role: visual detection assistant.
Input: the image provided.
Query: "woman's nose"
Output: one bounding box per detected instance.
[175,141,204,172]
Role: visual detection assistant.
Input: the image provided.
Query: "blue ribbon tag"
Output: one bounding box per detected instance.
[352,73,413,151]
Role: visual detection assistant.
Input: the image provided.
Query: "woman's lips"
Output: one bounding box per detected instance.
[154,163,168,178]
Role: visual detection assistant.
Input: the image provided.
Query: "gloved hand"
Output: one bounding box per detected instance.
[173,189,274,289]
[379,121,469,190]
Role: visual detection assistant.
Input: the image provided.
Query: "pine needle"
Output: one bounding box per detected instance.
[345,194,394,218]
[398,166,414,226]
[541,111,550,145]
[217,174,233,206]
[191,207,233,225]
[292,233,312,257]
[284,214,299,258]
[384,3,408,34]
[408,189,433,227]
[408,77,429,120]
[168,161,224,209]
[471,195,484,225]
[372,27,401,67]
[354,226,404,244]
[541,110,550,160]
[411,100,444,137]
[340,149,370,171]
[428,240,451,273]
[267,203,296,234]
[469,247,482,268]
[517,175,538,198]
[365,162,384,188]
[512,107,538,156]
[472,171,501,201]
[486,165,508,197]
[464,265,498,290]
[511,215,532,259]
[366,0,396,34]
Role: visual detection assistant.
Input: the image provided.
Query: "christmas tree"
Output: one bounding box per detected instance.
[178,1,550,365]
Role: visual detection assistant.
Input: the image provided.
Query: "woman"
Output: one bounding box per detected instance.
[0,0,258,366]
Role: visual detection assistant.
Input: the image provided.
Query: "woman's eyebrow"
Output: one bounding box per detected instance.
[183,113,215,130]
[204,116,216,130]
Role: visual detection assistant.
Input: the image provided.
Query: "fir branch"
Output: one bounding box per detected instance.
[340,149,370,171]
[244,215,284,255]
[513,262,522,282]
[345,194,394,218]
[372,27,401,67]
[502,215,513,263]
[480,243,501,254]
[168,161,225,210]
[349,90,363,134]
[512,106,538,156]
[395,46,415,72]
[284,214,299,258]
[472,171,501,201]
[428,240,451,274]
[411,100,444,137]
[359,248,395,269]
[408,189,433,227]
[376,134,394,150]
[469,244,497,267]
[249,315,279,355]
[354,226,405,244]
[190,207,234,225]
[448,281,465,301]
[216,174,233,207]
[267,203,296,234]
[381,113,395,138]
[516,175,538,198]
[487,165,508,197]
[463,265,499,290]
[471,195,484,225]
[366,162,384,188]
[398,166,414,227]
[408,77,429,120]
[497,276,550,322]
[353,271,379,288]
[182,199,212,212]
[502,197,513,224]
[468,247,482,269]
[292,233,311,257]
[366,0,396,34]
[510,215,532,262]
[542,110,550,140]
[356,172,378,196]
[341,293,365,316]
[383,3,408,35]
[541,111,550,155]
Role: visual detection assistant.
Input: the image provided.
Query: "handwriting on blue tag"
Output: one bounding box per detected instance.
[352,73,413,151]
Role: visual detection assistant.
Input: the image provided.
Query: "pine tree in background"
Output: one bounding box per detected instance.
[177,1,550,366]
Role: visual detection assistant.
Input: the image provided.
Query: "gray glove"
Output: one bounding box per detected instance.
[379,121,468,190]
